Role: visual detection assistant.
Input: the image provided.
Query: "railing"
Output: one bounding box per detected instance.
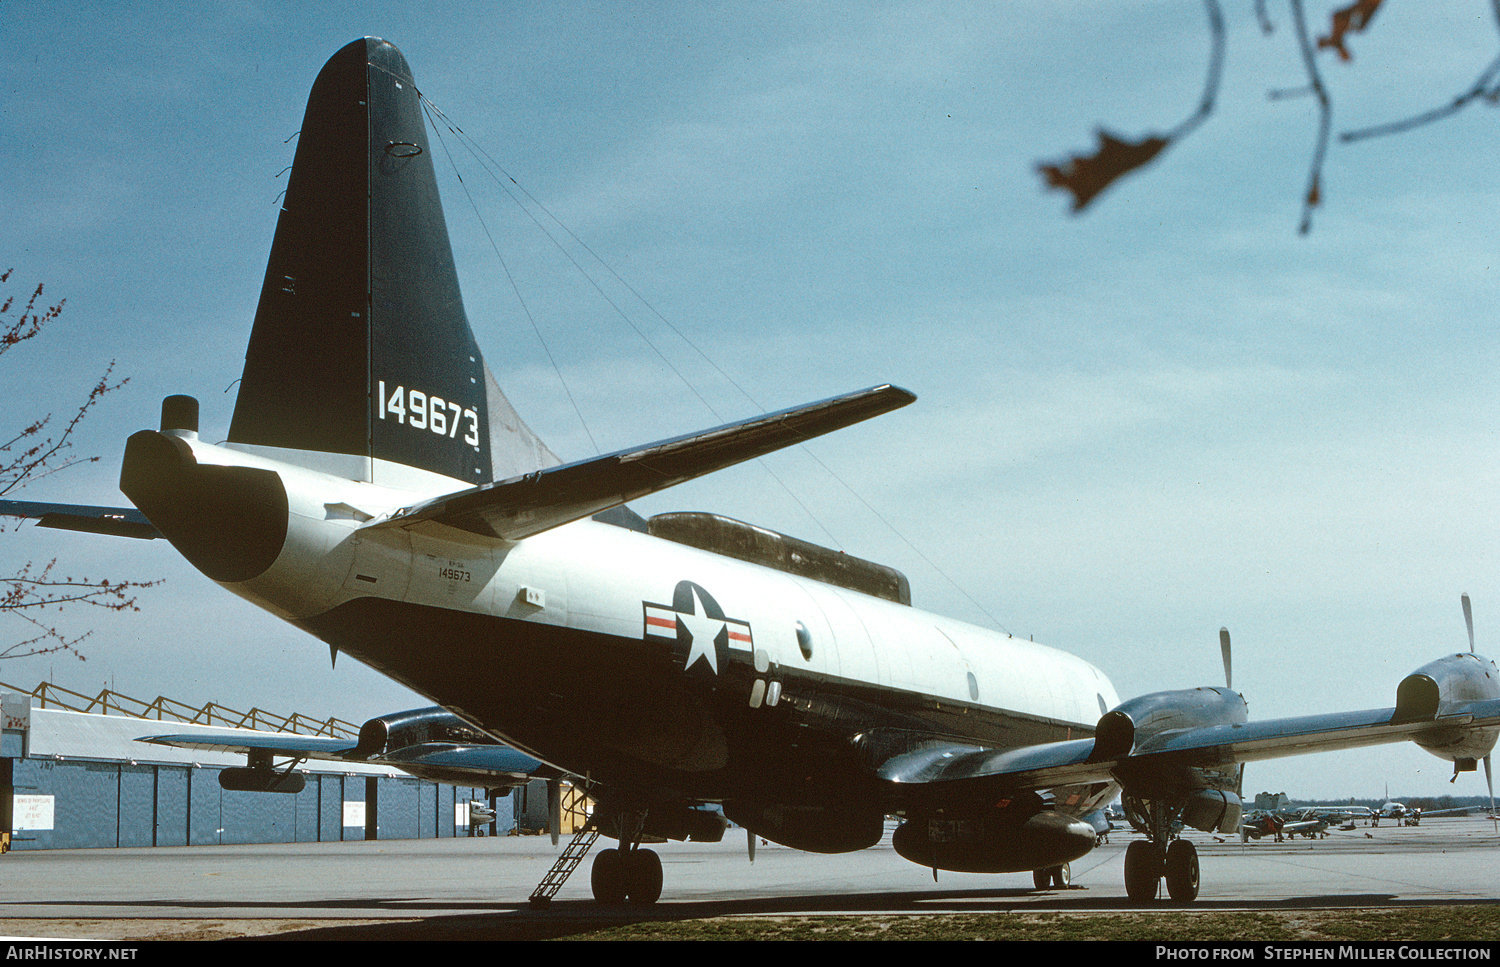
[0,679,359,738]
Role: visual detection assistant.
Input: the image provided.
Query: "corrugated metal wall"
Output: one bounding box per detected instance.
[7,758,514,850]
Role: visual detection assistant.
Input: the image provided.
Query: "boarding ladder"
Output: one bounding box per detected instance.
[528,827,600,906]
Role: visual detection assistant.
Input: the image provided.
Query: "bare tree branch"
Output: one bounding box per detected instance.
[1039,1,1500,233]
[1342,0,1500,143]
[1289,0,1334,235]
[1,272,160,660]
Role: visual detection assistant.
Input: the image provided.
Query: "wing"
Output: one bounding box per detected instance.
[139,733,358,760]
[0,499,160,539]
[367,384,915,541]
[140,711,559,789]
[872,692,1500,807]
[374,743,559,786]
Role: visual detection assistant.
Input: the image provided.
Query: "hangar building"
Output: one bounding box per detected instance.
[0,684,531,851]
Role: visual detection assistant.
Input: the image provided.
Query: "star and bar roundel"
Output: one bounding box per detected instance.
[643,580,753,675]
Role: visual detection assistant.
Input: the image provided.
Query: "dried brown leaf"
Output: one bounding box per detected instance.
[1318,0,1383,62]
[1039,130,1171,212]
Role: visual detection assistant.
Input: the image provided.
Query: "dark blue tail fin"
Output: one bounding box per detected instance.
[228,38,555,489]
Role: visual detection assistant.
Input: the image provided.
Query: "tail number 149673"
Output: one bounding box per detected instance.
[378,381,480,447]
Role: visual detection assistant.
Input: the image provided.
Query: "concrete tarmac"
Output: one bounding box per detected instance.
[2,815,1497,939]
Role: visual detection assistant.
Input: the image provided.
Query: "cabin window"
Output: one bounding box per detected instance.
[795,621,813,660]
[967,671,979,702]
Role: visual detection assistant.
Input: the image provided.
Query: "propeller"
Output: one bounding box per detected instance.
[1463,592,1475,653]
[747,827,756,863]
[1469,595,1496,832]
[1486,757,1495,832]
[1462,594,1496,830]
[1222,626,1245,796]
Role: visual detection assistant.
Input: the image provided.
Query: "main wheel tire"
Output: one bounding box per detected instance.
[1052,862,1071,889]
[591,847,627,904]
[1165,839,1200,902]
[625,848,663,905]
[1032,868,1051,890]
[1124,840,1161,902]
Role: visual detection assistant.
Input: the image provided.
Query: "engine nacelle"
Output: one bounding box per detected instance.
[1181,789,1242,834]
[1396,653,1500,764]
[352,706,493,758]
[350,707,549,788]
[1109,687,1248,801]
[1112,686,1248,740]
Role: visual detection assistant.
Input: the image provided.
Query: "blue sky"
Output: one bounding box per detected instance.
[3,2,1498,802]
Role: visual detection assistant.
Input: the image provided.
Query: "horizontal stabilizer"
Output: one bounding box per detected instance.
[370,384,916,540]
[0,500,160,539]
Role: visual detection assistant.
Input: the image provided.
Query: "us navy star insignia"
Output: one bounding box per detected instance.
[643,580,753,676]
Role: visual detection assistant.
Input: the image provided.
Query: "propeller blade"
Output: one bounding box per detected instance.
[1219,627,1232,690]
[747,827,756,863]
[1463,593,1475,653]
[1486,754,1495,834]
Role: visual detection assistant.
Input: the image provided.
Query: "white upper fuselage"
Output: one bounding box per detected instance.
[193,434,1119,762]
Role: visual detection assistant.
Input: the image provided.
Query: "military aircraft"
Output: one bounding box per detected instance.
[137,704,593,843]
[137,705,556,796]
[5,38,1500,906]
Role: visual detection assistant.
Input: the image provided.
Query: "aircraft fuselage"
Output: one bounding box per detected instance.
[142,430,1120,828]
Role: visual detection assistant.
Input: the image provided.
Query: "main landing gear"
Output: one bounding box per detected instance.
[589,809,663,905]
[1123,796,1200,902]
[591,844,663,904]
[1124,838,1198,901]
[1031,863,1071,890]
